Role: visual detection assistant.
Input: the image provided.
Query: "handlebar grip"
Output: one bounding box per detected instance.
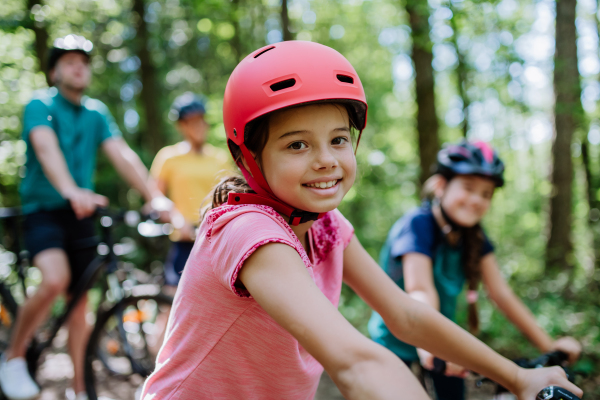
[536,386,580,400]
[548,351,569,363]
[432,357,446,374]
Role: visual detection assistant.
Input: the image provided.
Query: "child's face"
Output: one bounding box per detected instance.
[438,175,495,227]
[259,103,356,214]
[177,113,209,146]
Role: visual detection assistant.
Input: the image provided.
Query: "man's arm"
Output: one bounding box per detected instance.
[29,126,108,218]
[102,138,171,217]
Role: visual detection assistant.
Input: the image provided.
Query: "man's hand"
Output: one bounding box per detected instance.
[62,187,108,219]
[141,195,173,223]
[550,337,582,364]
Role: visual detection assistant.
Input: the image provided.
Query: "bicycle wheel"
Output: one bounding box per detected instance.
[84,293,173,400]
[0,281,18,354]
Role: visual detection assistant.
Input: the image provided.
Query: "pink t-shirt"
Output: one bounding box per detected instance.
[141,204,354,400]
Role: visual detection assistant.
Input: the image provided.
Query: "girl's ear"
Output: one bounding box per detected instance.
[433,176,448,199]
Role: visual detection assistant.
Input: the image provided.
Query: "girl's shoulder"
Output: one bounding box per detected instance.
[391,205,436,236]
[309,209,354,263]
[202,204,296,241]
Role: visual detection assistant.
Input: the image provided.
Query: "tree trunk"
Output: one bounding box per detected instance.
[546,0,582,274]
[281,0,292,41]
[26,0,50,85]
[132,0,164,155]
[231,0,243,62]
[449,4,469,138]
[405,0,440,186]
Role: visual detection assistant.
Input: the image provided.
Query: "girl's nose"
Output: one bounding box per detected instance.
[313,147,339,170]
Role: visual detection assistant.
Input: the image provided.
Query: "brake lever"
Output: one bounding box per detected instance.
[537,386,580,400]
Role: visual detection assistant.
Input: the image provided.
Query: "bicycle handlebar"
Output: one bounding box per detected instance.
[537,386,580,400]
[456,351,580,400]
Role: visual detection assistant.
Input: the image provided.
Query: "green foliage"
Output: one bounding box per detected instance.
[1,0,599,394]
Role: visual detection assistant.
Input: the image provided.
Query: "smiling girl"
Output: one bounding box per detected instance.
[368,141,582,400]
[140,42,581,400]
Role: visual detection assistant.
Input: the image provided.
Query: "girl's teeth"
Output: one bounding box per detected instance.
[307,180,337,188]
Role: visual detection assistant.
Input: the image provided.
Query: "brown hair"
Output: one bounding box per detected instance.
[422,174,484,335]
[202,102,360,220]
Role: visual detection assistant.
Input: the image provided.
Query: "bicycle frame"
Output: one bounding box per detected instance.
[0,208,128,379]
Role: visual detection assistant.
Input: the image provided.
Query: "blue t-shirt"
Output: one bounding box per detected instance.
[19,88,121,214]
[368,203,494,361]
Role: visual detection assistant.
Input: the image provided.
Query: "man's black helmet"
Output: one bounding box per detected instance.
[436,140,505,187]
[47,34,93,72]
[170,92,207,121]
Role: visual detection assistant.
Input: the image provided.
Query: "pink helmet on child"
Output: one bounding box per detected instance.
[223,41,368,225]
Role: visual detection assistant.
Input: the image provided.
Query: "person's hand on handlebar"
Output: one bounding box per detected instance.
[417,349,469,378]
[549,337,581,364]
[62,187,109,219]
[141,195,173,223]
[513,366,582,400]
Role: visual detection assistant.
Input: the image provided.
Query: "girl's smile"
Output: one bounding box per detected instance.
[437,175,495,227]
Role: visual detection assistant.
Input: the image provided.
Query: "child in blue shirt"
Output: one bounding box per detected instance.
[369,140,581,400]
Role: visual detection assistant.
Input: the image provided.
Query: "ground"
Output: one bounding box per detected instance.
[32,332,499,400]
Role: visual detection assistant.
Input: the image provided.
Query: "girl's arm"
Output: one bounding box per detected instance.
[403,253,467,376]
[342,236,582,399]
[238,242,429,400]
[481,253,581,363]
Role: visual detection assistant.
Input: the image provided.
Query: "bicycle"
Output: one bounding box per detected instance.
[0,207,172,400]
[466,351,581,400]
[84,209,174,400]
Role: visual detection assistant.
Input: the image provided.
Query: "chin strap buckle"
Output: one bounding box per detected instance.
[288,210,322,225]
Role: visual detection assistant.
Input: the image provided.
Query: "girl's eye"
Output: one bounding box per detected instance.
[332,136,349,145]
[289,142,307,150]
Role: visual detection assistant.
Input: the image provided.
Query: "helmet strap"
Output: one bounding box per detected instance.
[238,144,273,197]
[433,197,463,235]
[439,204,462,232]
[229,143,325,226]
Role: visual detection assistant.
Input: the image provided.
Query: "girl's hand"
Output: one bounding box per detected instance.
[445,361,469,378]
[513,366,582,400]
[417,349,468,378]
[550,337,582,364]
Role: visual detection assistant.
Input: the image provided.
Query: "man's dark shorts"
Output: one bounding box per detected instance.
[23,207,98,293]
[164,241,194,286]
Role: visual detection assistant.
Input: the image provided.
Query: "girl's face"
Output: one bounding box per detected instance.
[258,103,356,214]
[438,175,495,227]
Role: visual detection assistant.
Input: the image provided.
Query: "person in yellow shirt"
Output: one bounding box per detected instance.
[151,92,231,286]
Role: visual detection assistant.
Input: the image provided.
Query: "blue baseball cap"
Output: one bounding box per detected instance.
[170,92,207,121]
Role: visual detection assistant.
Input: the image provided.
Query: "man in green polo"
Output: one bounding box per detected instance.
[0,35,169,400]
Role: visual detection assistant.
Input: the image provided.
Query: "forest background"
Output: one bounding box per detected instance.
[1,0,600,396]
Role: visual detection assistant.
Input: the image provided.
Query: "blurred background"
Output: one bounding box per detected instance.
[1,0,600,397]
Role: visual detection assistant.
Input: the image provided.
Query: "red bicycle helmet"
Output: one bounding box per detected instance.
[223,41,368,225]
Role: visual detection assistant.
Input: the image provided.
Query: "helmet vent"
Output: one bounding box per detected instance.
[254,46,275,58]
[270,78,296,92]
[336,74,354,84]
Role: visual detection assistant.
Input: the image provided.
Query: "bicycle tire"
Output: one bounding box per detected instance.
[84,292,173,400]
[0,281,18,354]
